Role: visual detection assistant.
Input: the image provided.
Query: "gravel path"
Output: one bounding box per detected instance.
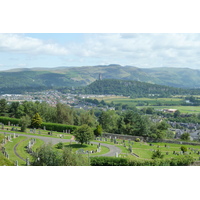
[3,132,121,157]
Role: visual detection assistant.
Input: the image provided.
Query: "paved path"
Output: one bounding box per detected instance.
[3,132,121,157]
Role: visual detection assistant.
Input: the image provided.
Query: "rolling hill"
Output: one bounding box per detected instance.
[1,65,200,93]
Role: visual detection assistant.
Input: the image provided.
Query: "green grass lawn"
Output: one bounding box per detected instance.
[0,126,72,139]
[94,138,200,161]
[0,134,14,166]
[54,142,110,156]
[4,136,27,166]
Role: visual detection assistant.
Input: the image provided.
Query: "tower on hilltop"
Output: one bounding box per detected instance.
[98,73,102,80]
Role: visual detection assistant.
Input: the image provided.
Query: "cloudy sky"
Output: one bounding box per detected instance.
[1,33,200,71]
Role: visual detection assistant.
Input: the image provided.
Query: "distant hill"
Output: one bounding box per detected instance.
[1,65,200,93]
[82,79,191,97]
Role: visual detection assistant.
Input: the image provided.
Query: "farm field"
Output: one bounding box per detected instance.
[92,96,184,106]
[137,106,200,114]
[90,96,200,114]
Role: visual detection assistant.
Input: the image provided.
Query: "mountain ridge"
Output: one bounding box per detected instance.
[1,65,200,91]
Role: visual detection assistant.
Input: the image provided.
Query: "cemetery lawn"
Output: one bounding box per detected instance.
[15,138,44,162]
[32,138,45,152]
[4,136,27,166]
[0,127,72,139]
[55,142,110,156]
[0,134,14,165]
[94,138,200,160]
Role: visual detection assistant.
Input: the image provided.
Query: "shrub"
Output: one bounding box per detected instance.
[152,149,164,159]
[57,142,64,149]
[180,146,187,153]
[88,155,194,166]
[135,138,140,142]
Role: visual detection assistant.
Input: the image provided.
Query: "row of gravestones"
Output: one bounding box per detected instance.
[1,133,21,166]
[149,144,170,148]
[76,143,102,154]
[27,138,36,154]
[96,137,135,145]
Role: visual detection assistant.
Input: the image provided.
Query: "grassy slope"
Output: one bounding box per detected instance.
[2,65,200,89]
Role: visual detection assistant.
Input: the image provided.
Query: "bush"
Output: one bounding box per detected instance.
[90,157,129,166]
[56,142,64,149]
[135,138,140,142]
[90,155,194,166]
[180,146,187,153]
[152,149,164,159]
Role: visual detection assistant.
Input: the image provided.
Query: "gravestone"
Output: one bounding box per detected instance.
[8,121,10,126]
[15,160,18,166]
[26,158,30,166]
[2,124,4,130]
[13,133,16,139]
[43,126,46,130]
[115,152,118,157]
[76,149,85,154]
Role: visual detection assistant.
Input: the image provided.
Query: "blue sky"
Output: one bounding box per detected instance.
[1,33,200,71]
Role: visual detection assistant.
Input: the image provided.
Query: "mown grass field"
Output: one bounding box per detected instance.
[0,126,72,139]
[54,142,110,156]
[137,106,200,114]
[0,134,45,166]
[90,96,200,114]
[94,138,200,161]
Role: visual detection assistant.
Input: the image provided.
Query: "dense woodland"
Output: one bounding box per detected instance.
[59,79,200,98]
[0,99,178,140]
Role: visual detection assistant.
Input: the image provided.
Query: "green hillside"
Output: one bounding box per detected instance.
[1,65,200,94]
[82,79,192,97]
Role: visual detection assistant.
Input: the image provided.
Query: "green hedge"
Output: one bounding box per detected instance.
[90,156,194,166]
[0,117,78,133]
[0,117,20,125]
[41,122,78,133]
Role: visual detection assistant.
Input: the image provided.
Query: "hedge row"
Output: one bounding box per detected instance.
[41,122,78,133]
[90,156,194,166]
[0,117,78,133]
[0,117,20,125]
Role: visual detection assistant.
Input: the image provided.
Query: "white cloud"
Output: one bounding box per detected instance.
[0,33,69,56]
[66,33,200,68]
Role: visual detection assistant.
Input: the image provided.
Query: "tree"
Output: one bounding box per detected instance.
[174,110,181,118]
[74,124,94,145]
[31,113,42,128]
[0,99,8,116]
[152,149,164,159]
[94,124,102,137]
[180,146,187,153]
[19,115,31,132]
[180,132,190,141]
[99,110,119,133]
[32,144,89,166]
[32,143,63,166]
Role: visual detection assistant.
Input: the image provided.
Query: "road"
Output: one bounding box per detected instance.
[3,132,121,157]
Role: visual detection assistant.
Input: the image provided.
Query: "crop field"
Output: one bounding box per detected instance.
[91,96,184,106]
[90,96,200,114]
[137,106,200,114]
